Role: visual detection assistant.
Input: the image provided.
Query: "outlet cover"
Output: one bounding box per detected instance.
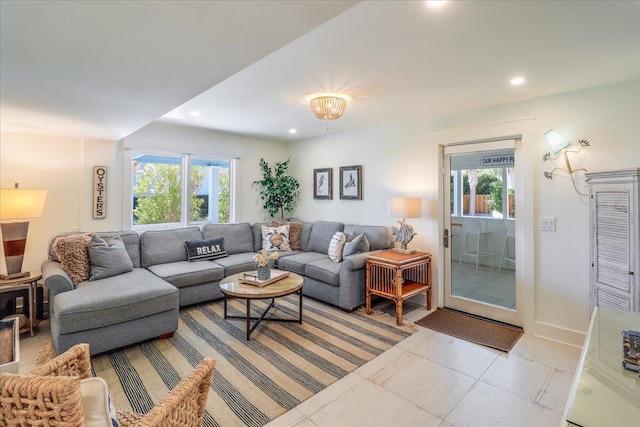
[539,217,556,231]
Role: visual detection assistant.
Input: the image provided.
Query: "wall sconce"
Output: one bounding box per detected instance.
[542,129,590,196]
[0,183,47,279]
[388,196,422,254]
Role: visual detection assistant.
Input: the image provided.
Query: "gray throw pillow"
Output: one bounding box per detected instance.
[88,235,134,281]
[343,232,370,257]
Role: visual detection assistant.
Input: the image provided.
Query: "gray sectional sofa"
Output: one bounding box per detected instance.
[42,220,392,355]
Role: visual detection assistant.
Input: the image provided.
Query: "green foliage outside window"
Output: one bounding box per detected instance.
[462,171,500,194]
[133,163,205,224]
[218,169,230,223]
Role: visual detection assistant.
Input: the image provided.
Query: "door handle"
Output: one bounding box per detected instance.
[444,229,449,248]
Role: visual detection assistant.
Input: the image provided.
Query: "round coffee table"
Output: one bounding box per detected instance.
[219,271,304,340]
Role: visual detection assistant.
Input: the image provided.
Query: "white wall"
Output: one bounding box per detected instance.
[0,133,84,274]
[288,80,640,344]
[121,121,290,224]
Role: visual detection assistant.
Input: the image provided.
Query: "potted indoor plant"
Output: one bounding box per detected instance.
[253,158,300,219]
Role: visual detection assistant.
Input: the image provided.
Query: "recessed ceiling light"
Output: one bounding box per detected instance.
[510,77,526,86]
[190,111,200,117]
[289,128,297,134]
[426,1,447,8]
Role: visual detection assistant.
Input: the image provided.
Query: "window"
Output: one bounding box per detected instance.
[450,150,515,219]
[132,153,232,229]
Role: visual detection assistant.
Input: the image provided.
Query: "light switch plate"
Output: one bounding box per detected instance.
[539,217,556,231]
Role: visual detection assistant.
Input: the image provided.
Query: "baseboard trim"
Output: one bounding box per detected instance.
[530,320,586,348]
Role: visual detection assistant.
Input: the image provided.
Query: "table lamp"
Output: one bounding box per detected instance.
[0,184,47,279]
[388,196,422,254]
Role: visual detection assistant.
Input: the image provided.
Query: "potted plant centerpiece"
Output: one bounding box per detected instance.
[254,250,279,280]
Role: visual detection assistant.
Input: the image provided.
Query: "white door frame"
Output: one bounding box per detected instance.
[433,118,535,333]
[443,139,520,326]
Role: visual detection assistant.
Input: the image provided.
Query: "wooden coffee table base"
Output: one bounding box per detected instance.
[223,289,303,340]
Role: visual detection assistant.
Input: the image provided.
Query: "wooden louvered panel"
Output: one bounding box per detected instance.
[594,191,630,293]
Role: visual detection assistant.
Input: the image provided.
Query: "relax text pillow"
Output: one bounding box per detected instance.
[185,238,228,261]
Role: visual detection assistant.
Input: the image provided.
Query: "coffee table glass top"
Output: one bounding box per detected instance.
[220,271,303,298]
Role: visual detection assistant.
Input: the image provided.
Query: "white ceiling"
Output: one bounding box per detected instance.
[2,1,639,142]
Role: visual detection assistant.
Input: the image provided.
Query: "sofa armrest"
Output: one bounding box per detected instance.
[41,260,74,314]
[342,252,369,271]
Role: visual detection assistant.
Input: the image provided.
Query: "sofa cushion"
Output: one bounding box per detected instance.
[305,258,341,287]
[278,252,328,275]
[140,227,202,267]
[53,233,93,285]
[343,232,371,257]
[88,235,134,281]
[147,261,225,288]
[252,223,268,252]
[185,238,228,261]
[213,252,260,276]
[298,222,313,251]
[307,221,344,253]
[49,231,141,268]
[261,225,291,251]
[54,268,178,334]
[328,232,346,262]
[343,225,392,250]
[202,223,254,254]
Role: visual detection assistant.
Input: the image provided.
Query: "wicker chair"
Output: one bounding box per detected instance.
[0,343,216,427]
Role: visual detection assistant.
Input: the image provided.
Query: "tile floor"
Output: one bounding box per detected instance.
[452,262,516,309]
[17,305,581,427]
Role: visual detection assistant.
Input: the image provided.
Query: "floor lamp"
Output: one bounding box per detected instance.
[0,184,47,280]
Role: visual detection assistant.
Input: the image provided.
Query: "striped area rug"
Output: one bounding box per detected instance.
[90,295,416,427]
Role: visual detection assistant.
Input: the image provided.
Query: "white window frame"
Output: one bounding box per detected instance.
[123,149,235,230]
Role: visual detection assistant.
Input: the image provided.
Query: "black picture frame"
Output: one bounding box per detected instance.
[339,165,362,200]
[313,168,332,199]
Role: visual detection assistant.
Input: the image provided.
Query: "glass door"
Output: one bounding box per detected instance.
[443,140,520,326]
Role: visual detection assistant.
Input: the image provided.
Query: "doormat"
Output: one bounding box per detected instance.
[415,308,523,352]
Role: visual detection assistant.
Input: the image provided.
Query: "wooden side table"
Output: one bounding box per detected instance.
[366,250,431,325]
[0,272,41,337]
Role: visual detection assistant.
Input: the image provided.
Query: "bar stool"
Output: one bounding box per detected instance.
[499,220,515,270]
[459,219,493,270]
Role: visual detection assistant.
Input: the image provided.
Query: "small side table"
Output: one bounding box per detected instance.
[366,250,431,325]
[0,272,41,337]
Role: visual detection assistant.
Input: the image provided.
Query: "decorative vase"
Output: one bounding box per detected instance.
[257,264,271,281]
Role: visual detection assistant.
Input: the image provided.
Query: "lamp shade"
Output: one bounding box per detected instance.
[0,189,47,220]
[545,129,572,154]
[388,197,422,219]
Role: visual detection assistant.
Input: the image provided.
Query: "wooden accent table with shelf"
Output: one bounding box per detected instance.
[366,250,431,325]
[0,272,41,337]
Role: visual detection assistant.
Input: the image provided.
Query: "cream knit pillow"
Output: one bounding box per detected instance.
[328,231,346,262]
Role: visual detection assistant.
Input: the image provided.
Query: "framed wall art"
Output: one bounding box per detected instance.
[313,168,332,199]
[339,165,362,200]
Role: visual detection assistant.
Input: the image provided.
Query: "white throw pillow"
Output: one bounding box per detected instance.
[80,377,120,427]
[261,225,291,251]
[328,231,347,262]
